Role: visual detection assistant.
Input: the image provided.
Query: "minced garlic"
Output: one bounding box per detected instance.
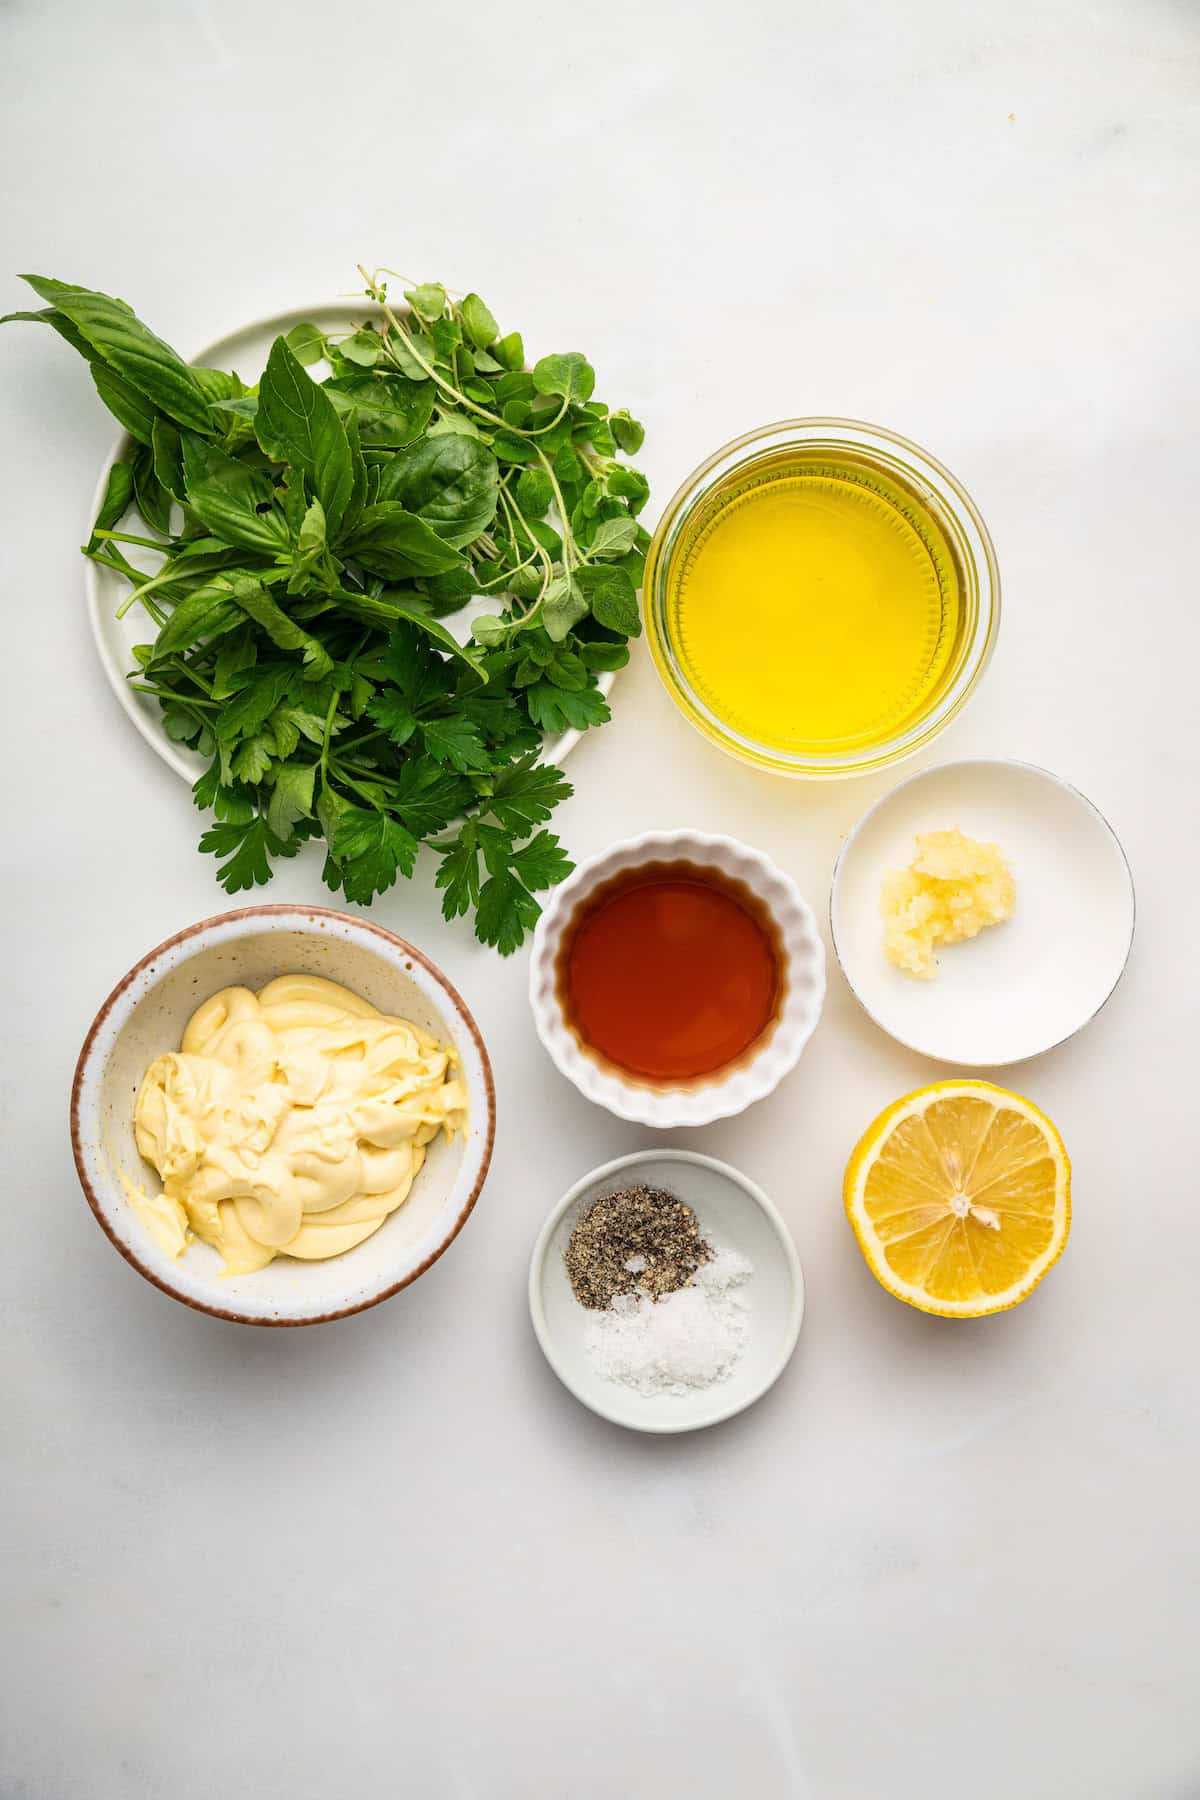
[881,829,1016,979]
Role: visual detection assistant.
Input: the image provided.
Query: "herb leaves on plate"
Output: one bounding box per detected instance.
[4,268,649,951]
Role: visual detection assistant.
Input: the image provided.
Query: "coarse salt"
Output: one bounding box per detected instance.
[584,1247,753,1397]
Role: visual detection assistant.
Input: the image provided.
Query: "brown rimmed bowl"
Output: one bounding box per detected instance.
[70,905,496,1326]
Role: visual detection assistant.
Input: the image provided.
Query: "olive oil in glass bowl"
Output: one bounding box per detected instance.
[643,420,1000,778]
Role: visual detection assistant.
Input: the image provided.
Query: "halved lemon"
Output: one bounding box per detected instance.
[844,1081,1070,1317]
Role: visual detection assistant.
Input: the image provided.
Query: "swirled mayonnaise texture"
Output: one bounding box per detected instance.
[132,976,466,1275]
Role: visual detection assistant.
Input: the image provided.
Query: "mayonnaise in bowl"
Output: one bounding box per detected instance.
[132,974,466,1275]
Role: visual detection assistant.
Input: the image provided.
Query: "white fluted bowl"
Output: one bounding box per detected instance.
[529,830,826,1128]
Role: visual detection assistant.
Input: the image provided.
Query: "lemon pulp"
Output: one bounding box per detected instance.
[844,1082,1071,1317]
[667,451,965,754]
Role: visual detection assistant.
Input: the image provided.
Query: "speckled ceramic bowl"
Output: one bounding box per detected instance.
[70,905,495,1326]
[529,830,826,1127]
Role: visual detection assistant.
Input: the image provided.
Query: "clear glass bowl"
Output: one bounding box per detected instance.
[643,419,1001,779]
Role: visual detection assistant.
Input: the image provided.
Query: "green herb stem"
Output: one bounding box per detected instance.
[533,446,579,568]
[360,265,570,442]
[91,527,173,552]
[130,684,219,708]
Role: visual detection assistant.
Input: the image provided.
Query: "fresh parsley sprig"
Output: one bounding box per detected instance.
[3,268,651,951]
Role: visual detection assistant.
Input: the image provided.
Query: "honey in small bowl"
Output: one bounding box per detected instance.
[555,860,784,1085]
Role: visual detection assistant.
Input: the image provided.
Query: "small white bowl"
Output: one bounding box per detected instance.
[830,758,1136,1065]
[529,830,826,1128]
[528,1150,805,1434]
[70,905,495,1326]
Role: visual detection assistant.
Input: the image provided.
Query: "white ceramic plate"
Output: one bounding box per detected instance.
[529,829,826,1128]
[71,904,495,1326]
[529,1150,805,1434]
[84,301,615,780]
[830,758,1135,1066]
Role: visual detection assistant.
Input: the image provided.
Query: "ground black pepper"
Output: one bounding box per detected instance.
[564,1184,713,1310]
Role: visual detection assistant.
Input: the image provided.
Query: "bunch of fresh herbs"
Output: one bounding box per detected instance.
[3,267,649,951]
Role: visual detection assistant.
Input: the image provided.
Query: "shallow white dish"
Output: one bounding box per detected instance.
[84,301,614,780]
[830,758,1135,1066]
[529,829,826,1128]
[528,1150,805,1434]
[70,904,495,1326]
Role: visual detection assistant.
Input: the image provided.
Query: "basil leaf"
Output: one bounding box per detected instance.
[206,392,260,452]
[150,577,247,662]
[18,275,213,433]
[87,459,135,551]
[89,359,158,445]
[325,373,435,447]
[298,497,326,559]
[133,446,173,536]
[209,395,259,422]
[374,436,499,548]
[341,408,367,540]
[1,303,158,442]
[151,418,185,502]
[0,305,91,352]
[286,497,331,593]
[212,626,258,701]
[255,336,354,536]
[343,503,468,579]
[192,367,243,406]
[225,575,334,677]
[381,597,488,675]
[180,431,290,555]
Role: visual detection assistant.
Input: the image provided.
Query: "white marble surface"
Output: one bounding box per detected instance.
[2,2,1198,1795]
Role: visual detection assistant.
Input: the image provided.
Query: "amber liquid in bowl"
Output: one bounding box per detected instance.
[555,861,783,1085]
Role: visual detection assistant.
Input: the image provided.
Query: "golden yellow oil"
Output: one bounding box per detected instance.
[666,449,966,754]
